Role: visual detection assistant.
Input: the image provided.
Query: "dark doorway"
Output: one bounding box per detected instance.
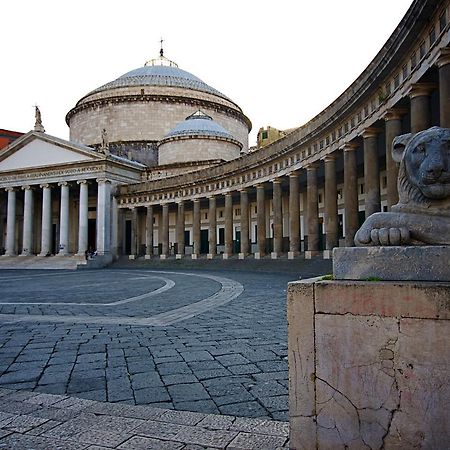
[88,219,96,252]
[234,230,241,253]
[200,229,208,254]
[125,220,131,254]
[52,224,57,255]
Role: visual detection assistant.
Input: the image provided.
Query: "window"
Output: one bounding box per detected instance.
[325,136,330,145]
[359,184,364,195]
[429,27,436,45]
[402,65,408,80]
[219,210,223,218]
[419,41,426,59]
[364,106,368,118]
[318,193,322,204]
[218,228,225,245]
[254,206,257,214]
[394,73,400,89]
[235,209,241,216]
[261,130,268,140]
[382,176,387,189]
[337,189,343,200]
[440,13,447,33]
[411,51,417,69]
[357,112,362,123]
[344,123,349,133]
[204,213,208,220]
[320,140,324,150]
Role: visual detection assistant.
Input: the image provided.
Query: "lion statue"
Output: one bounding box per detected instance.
[355,126,450,246]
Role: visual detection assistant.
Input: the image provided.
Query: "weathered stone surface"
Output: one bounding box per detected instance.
[288,278,450,450]
[333,245,450,281]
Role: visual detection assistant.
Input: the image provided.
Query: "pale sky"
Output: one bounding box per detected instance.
[1,0,412,146]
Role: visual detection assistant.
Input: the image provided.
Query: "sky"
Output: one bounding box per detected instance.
[1,0,413,146]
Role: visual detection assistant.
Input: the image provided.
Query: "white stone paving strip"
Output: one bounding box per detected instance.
[0,270,244,326]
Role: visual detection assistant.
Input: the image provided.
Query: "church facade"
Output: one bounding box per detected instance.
[0,0,449,267]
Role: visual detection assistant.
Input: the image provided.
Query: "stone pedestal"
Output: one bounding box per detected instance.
[287,251,298,260]
[288,278,450,449]
[191,253,198,260]
[333,246,450,281]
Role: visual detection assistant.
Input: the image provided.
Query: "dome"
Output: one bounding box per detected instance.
[162,111,241,144]
[88,58,231,102]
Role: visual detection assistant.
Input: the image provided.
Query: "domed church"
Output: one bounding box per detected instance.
[66,50,251,170]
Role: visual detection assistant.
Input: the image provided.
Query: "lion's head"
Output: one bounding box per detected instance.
[393,127,450,205]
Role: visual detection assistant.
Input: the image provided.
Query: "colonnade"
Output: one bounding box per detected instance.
[121,61,450,259]
[2,178,113,257]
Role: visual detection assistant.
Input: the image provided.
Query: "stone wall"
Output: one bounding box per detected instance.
[158,137,241,166]
[287,278,450,449]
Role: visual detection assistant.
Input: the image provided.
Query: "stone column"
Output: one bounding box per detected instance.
[161,203,169,259]
[306,165,319,257]
[272,179,283,258]
[129,207,138,259]
[96,178,111,256]
[239,189,249,258]
[223,193,233,258]
[5,188,16,256]
[76,180,88,255]
[343,143,359,246]
[363,128,381,219]
[436,48,450,128]
[176,200,185,258]
[324,155,338,256]
[39,184,52,256]
[21,185,34,256]
[288,172,300,259]
[208,196,217,258]
[256,184,266,258]
[408,83,437,133]
[57,182,70,255]
[145,205,153,259]
[192,199,201,259]
[111,195,119,260]
[384,109,407,209]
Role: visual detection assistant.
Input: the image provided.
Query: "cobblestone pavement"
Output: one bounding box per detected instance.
[0,388,289,449]
[0,259,331,428]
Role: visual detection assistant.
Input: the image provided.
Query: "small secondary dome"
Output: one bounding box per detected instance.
[163,111,241,144]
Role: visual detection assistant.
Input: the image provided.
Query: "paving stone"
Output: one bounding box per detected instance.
[215,354,251,367]
[173,400,219,414]
[228,431,287,449]
[230,417,289,436]
[168,383,210,402]
[196,414,235,430]
[70,429,132,447]
[159,409,206,426]
[219,401,269,418]
[1,414,49,433]
[0,433,90,449]
[228,364,261,375]
[249,381,288,397]
[255,361,288,373]
[130,372,163,389]
[157,362,193,376]
[174,426,238,448]
[117,436,184,449]
[161,374,198,386]
[134,387,171,404]
[132,420,189,440]
[180,351,214,362]
[25,419,62,436]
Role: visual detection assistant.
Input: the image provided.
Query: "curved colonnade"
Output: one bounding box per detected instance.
[117,0,450,260]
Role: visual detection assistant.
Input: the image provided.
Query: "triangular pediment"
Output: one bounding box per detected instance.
[0,132,102,172]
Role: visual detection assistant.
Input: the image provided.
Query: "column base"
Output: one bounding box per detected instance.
[19,252,33,257]
[176,254,184,260]
[238,253,247,259]
[75,252,87,257]
[128,255,136,260]
[191,254,198,260]
[323,250,333,259]
[223,253,232,260]
[207,253,216,259]
[271,252,279,259]
[38,252,51,257]
[305,250,319,259]
[160,254,167,260]
[288,251,299,259]
[254,252,261,259]
[144,254,152,260]
[3,253,17,257]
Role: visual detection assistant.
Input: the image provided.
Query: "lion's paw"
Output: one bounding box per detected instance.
[369,227,410,246]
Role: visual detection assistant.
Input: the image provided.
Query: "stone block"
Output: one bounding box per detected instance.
[322,249,332,259]
[333,245,450,281]
[144,254,151,260]
[288,278,450,449]
[128,255,135,260]
[175,254,183,259]
[271,252,279,259]
[191,253,198,260]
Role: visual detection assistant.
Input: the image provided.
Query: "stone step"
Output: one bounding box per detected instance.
[0,255,88,270]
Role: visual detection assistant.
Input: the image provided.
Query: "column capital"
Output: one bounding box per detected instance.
[58,181,68,187]
[193,198,201,203]
[435,47,450,68]
[239,187,248,193]
[408,82,438,99]
[224,191,233,197]
[255,183,265,189]
[175,199,185,205]
[96,177,111,184]
[77,179,88,185]
[207,194,216,200]
[39,183,51,189]
[306,163,319,171]
[342,142,359,152]
[384,108,409,121]
[21,185,32,190]
[323,153,338,162]
[362,127,382,139]
[5,187,15,192]
[288,171,299,178]
[271,178,282,184]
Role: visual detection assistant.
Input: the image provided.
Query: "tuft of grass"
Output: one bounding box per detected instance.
[321,274,334,280]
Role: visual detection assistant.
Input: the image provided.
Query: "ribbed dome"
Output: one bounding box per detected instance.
[89,64,231,101]
[162,111,240,145]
